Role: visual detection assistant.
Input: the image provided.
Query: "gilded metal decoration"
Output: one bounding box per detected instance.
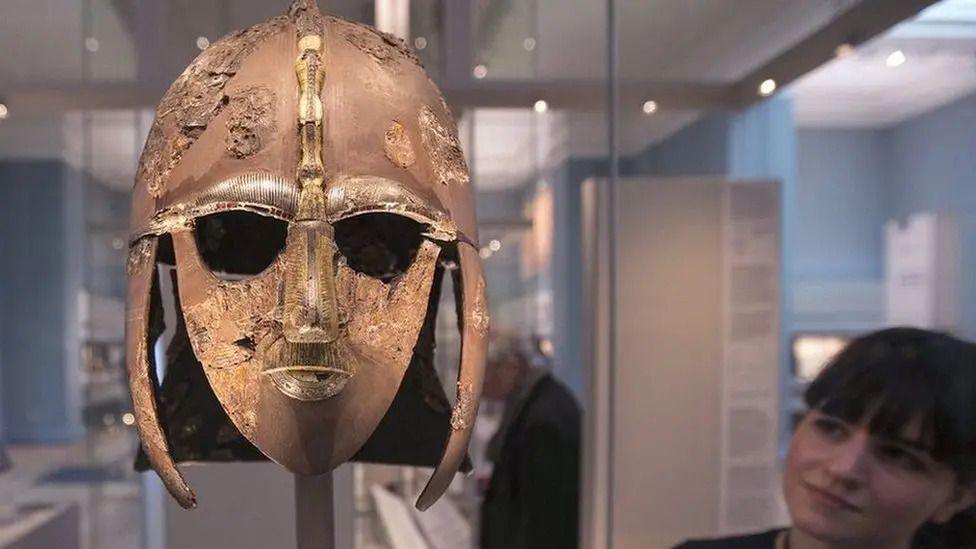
[127,0,487,512]
[450,382,475,431]
[419,105,470,187]
[467,279,490,337]
[340,20,423,69]
[126,238,155,276]
[384,121,416,169]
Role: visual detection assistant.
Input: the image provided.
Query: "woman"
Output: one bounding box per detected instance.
[677,327,976,548]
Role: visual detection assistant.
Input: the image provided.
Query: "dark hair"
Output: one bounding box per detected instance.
[804,327,976,548]
[805,327,976,478]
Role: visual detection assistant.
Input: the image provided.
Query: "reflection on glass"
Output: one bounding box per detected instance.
[792,335,849,383]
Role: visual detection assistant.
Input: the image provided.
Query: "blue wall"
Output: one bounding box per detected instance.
[622,114,731,177]
[551,97,797,403]
[551,157,607,398]
[885,91,976,338]
[795,128,887,282]
[0,160,84,442]
[544,88,976,467]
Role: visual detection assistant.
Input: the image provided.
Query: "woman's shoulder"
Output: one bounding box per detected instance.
[673,528,785,549]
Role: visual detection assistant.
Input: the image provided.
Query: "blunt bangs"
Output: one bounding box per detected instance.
[804,328,976,475]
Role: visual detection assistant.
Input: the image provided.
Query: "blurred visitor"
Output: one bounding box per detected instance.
[480,333,581,549]
[677,327,976,549]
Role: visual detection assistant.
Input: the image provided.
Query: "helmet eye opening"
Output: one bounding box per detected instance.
[193,211,288,280]
[334,213,423,283]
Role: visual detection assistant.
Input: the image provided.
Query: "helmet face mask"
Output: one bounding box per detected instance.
[127,0,487,510]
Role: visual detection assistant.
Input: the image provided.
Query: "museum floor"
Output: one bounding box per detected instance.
[0,429,141,549]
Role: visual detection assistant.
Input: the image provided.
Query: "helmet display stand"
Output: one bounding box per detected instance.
[127,0,487,539]
[295,473,335,549]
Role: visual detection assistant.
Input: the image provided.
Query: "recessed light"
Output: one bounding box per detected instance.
[473,64,488,79]
[196,36,210,50]
[758,78,777,96]
[534,100,549,113]
[886,49,906,68]
[642,100,658,114]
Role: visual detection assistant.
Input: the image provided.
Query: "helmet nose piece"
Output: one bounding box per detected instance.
[282,220,340,343]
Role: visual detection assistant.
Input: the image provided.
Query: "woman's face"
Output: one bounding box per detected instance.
[783,409,974,546]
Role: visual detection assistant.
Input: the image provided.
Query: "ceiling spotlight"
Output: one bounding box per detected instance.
[414,36,428,50]
[758,78,777,97]
[479,247,493,259]
[886,49,906,68]
[84,37,100,53]
[0,103,8,121]
[473,64,488,79]
[122,413,136,426]
[835,43,854,58]
[642,100,658,114]
[488,239,502,252]
[523,37,537,51]
[533,100,549,113]
[196,36,210,50]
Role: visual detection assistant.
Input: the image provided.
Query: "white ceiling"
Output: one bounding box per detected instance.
[533,0,860,81]
[793,0,976,127]
[1,0,938,190]
[464,0,868,189]
[0,0,363,86]
[1,0,865,87]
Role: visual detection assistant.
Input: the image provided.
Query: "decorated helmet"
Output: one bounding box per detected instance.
[126,0,488,510]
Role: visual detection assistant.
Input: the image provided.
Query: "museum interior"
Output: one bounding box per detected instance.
[2,0,976,548]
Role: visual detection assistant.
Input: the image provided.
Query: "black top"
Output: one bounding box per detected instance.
[674,529,785,549]
[480,374,582,549]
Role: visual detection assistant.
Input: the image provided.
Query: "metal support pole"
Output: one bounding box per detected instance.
[295,473,336,549]
[605,0,619,547]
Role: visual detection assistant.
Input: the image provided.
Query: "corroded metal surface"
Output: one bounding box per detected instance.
[419,105,470,188]
[172,228,442,472]
[226,86,276,159]
[384,121,416,169]
[450,382,475,431]
[416,242,488,510]
[339,18,423,69]
[467,278,490,337]
[290,0,325,38]
[125,236,196,508]
[126,238,155,276]
[129,0,486,510]
[137,16,289,198]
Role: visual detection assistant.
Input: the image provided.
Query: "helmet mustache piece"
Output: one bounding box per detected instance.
[126,0,488,510]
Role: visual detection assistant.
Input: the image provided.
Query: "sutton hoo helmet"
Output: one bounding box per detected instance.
[126,0,488,510]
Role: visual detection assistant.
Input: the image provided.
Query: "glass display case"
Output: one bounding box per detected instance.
[2,1,975,548]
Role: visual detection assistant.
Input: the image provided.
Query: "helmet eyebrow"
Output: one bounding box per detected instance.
[133,173,467,245]
[193,172,298,216]
[133,173,298,241]
[326,175,457,241]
